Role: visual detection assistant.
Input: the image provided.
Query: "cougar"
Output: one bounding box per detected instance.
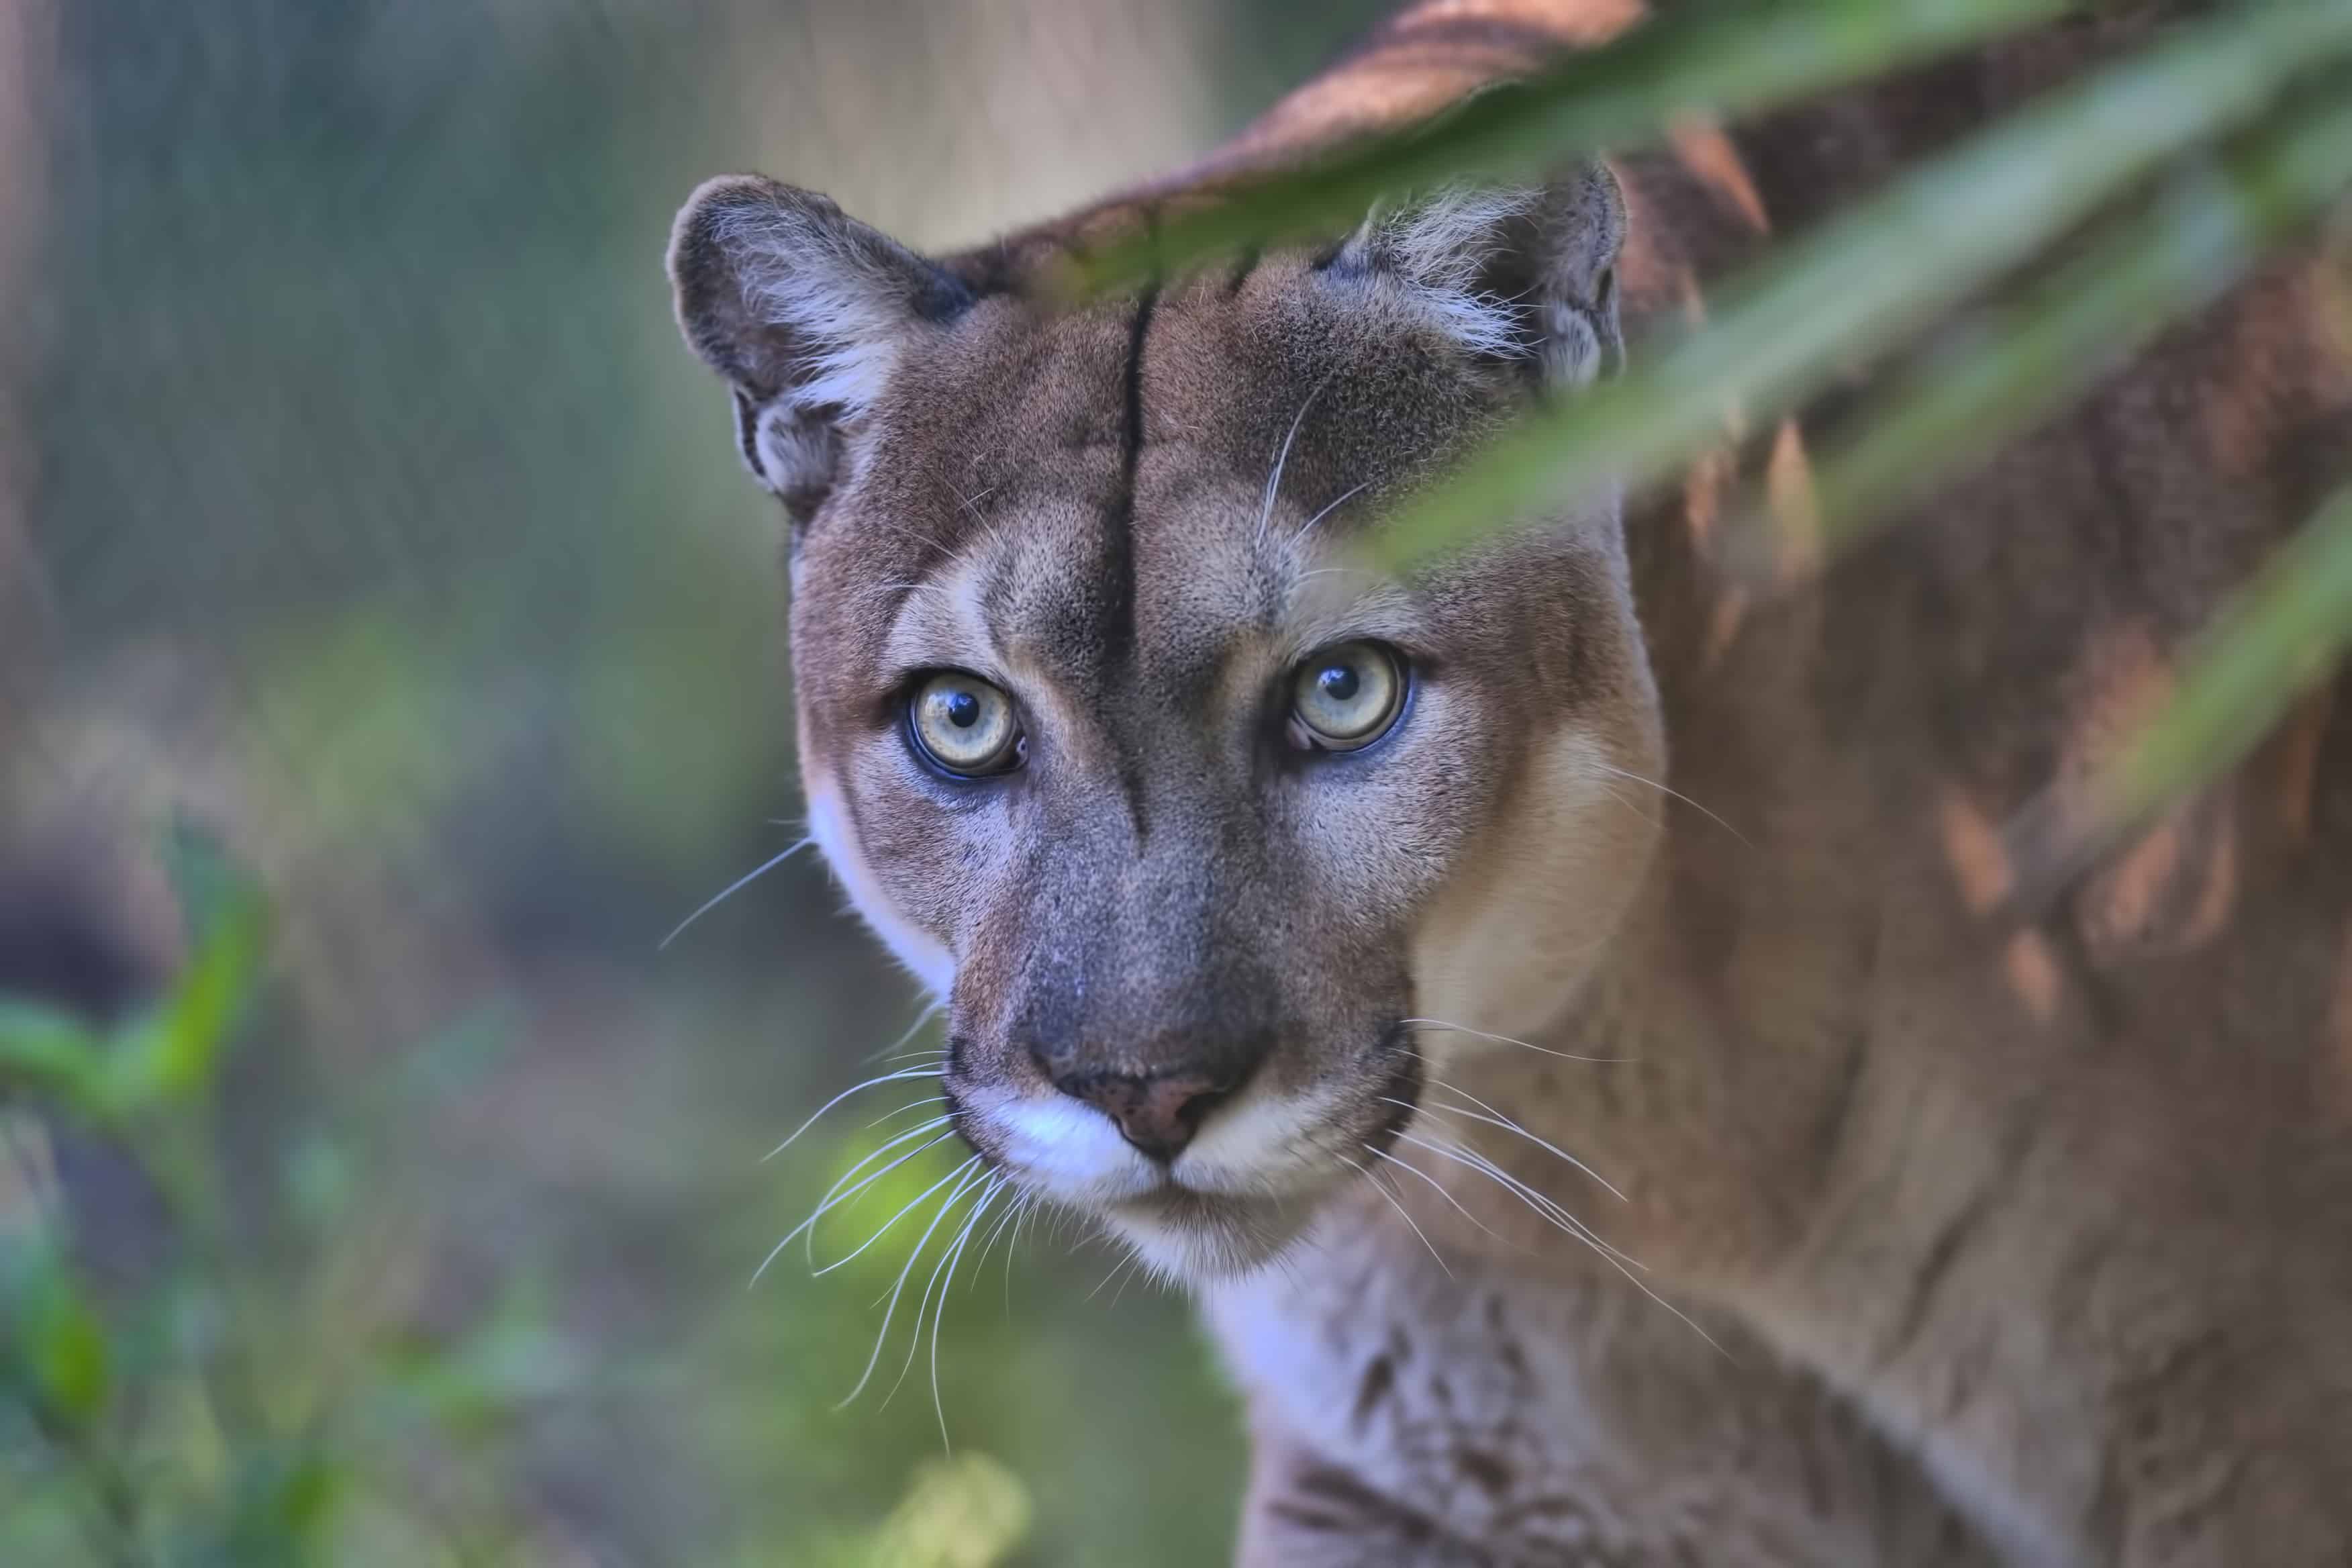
[666,3,2352,1562]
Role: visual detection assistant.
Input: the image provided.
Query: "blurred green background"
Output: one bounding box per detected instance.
[0,3,1391,1563]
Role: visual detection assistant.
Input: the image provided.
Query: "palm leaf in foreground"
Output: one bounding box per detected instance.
[1363,0,2352,569]
[2003,483,2352,908]
[1720,89,2352,583]
[1065,0,2076,296]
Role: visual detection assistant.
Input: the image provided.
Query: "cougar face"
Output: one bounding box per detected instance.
[671,172,1662,1277]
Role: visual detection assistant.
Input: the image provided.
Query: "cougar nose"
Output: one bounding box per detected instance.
[1049,1065,1240,1163]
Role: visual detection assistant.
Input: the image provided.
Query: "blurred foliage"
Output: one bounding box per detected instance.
[0,833,1241,1565]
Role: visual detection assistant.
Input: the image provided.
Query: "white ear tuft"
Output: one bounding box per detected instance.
[1340,162,1626,387]
[669,177,968,517]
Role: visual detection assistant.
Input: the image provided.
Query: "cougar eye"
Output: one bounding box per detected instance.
[1287,642,1406,752]
[907,671,1022,776]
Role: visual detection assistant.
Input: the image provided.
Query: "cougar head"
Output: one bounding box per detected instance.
[669,168,1661,1279]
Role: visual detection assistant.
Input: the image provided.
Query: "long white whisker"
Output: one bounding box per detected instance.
[1292,480,1371,542]
[1389,1129,1636,1267]
[884,1171,992,1401]
[924,1178,1003,1450]
[1087,1248,1144,1304]
[749,1122,956,1283]
[860,1002,945,1065]
[816,1151,979,1277]
[659,836,816,950]
[1364,1144,1511,1246]
[865,1094,946,1129]
[1001,1196,1041,1310]
[1255,377,1333,547]
[764,1067,943,1162]
[1346,1156,1450,1279]
[970,1187,1028,1284]
[1401,1017,1627,1063]
[884,1172,998,1412]
[1588,762,1754,849]
[1398,1091,1629,1202]
[835,1157,985,1410]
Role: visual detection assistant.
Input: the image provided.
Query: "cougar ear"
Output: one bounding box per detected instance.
[1337,160,1626,389]
[668,175,971,520]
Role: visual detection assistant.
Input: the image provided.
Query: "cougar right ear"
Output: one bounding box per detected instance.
[667,176,970,521]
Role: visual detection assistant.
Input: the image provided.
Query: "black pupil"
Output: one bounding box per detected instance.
[944,690,981,729]
[1318,663,1361,703]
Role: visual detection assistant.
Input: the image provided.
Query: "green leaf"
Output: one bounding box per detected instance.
[2106,484,2352,833]
[1365,0,2352,569]
[1729,89,2352,576]
[0,999,104,1109]
[99,891,266,1114]
[1067,0,2078,295]
[2001,480,2352,903]
[15,1268,111,1428]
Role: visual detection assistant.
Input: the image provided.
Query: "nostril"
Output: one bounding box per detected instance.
[1050,1067,1238,1162]
[1172,1084,1230,1138]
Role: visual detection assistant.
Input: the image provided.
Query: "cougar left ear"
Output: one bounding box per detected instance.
[1338,160,1626,389]
[668,176,970,521]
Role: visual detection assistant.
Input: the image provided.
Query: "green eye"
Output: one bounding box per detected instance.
[1289,642,1406,752]
[908,671,1022,775]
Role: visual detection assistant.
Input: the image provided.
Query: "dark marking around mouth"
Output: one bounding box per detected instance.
[939,1036,993,1169]
[1365,1020,1423,1157]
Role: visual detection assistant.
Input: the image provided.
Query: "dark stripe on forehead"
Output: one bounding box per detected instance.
[1101,283,1159,836]
[1104,284,1157,669]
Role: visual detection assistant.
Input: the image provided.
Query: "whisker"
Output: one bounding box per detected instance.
[881,1171,1000,1439]
[1255,376,1334,547]
[1389,1128,1637,1268]
[816,1152,979,1277]
[659,835,817,950]
[1588,761,1754,850]
[835,1157,986,1410]
[860,1001,945,1065]
[927,1177,1002,1449]
[864,1094,946,1129]
[944,481,998,524]
[1363,1144,1512,1247]
[1087,1248,1144,1304]
[751,1120,957,1285]
[1401,1017,1628,1064]
[893,1171,999,1396]
[1291,480,1371,542]
[1345,1155,1450,1279]
[970,1187,1031,1292]
[1001,1195,1042,1310]
[1400,1090,1630,1202]
[763,1065,944,1162]
[1384,1132,1724,1366]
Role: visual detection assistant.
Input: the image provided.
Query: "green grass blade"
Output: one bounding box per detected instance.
[1067,0,2079,295]
[1734,89,2352,578]
[1367,0,2352,569]
[2004,482,2352,902]
[2105,485,2352,832]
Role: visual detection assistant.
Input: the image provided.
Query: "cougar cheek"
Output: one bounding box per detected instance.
[804,770,955,996]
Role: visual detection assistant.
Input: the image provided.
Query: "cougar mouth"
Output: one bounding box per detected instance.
[1016,1020,1427,1279]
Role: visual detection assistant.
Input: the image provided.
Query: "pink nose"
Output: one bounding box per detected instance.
[1051,1068,1238,1161]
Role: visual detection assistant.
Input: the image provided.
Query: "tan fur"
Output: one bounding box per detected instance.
[670,4,2352,1562]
